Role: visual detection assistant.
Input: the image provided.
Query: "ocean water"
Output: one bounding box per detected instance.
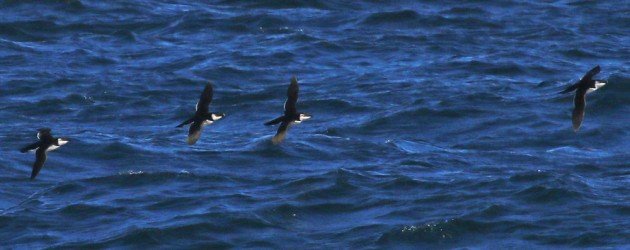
[0,0,628,248]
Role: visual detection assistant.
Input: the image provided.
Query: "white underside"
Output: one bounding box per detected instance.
[47,139,69,151]
[203,120,213,126]
[587,81,606,94]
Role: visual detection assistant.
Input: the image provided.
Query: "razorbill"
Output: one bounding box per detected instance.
[19,128,69,180]
[559,65,607,131]
[177,83,225,145]
[265,76,311,144]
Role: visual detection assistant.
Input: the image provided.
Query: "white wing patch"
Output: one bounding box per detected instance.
[47,145,60,151]
[202,120,213,126]
[196,101,200,111]
[211,114,223,120]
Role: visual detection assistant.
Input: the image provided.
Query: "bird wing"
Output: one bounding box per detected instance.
[176,117,194,128]
[31,147,47,180]
[284,77,299,115]
[196,83,213,115]
[272,121,291,144]
[20,142,40,153]
[572,89,587,132]
[559,82,579,94]
[265,116,284,126]
[580,65,600,82]
[187,121,203,145]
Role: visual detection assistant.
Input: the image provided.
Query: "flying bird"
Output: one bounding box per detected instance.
[20,128,69,180]
[177,83,225,145]
[265,76,311,144]
[559,65,606,131]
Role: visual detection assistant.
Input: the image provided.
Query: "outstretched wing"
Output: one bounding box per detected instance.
[272,121,291,144]
[265,116,284,126]
[580,65,600,82]
[196,83,213,115]
[20,142,40,153]
[559,82,579,94]
[176,118,194,128]
[284,77,299,115]
[31,148,47,180]
[572,89,587,132]
[187,122,203,145]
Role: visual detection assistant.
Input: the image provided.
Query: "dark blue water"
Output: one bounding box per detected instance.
[1,0,628,248]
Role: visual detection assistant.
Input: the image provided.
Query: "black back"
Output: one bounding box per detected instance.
[37,128,54,144]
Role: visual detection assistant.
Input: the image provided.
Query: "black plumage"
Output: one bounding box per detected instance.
[177,83,225,145]
[265,76,311,144]
[19,128,69,180]
[559,65,606,131]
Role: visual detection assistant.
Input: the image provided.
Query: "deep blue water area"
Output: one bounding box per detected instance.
[0,0,628,248]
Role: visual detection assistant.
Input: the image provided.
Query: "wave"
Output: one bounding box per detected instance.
[376,218,492,246]
[361,10,502,29]
[514,185,584,203]
[440,7,489,15]
[1,0,85,9]
[218,0,329,10]
[361,10,421,25]
[0,22,48,41]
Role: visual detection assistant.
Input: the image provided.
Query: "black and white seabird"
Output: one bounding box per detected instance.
[560,65,607,131]
[265,76,312,144]
[177,83,225,145]
[19,128,69,180]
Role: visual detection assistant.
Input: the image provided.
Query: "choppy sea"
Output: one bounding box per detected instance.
[0,0,628,248]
